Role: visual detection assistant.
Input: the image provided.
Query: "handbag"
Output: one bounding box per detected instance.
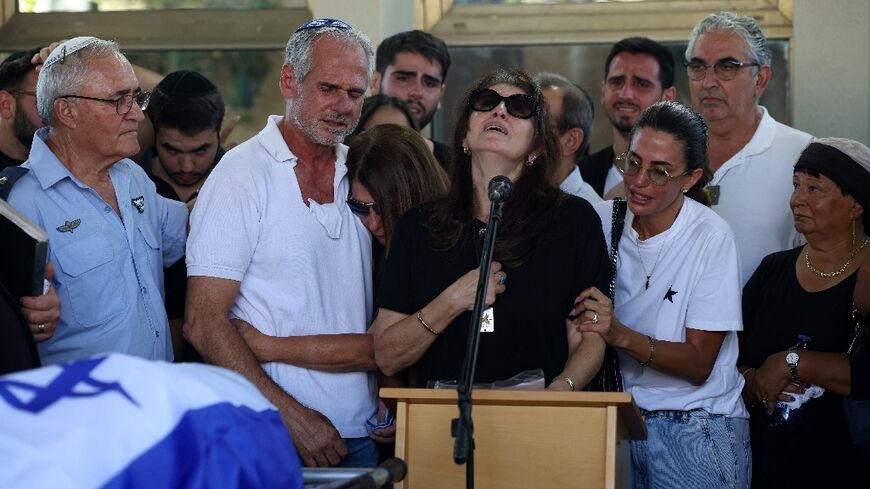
[585,198,627,392]
[844,304,870,451]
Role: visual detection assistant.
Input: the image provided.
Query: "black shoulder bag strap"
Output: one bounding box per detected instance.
[586,198,627,392]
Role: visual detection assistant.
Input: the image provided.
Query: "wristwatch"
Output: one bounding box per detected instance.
[785,350,800,383]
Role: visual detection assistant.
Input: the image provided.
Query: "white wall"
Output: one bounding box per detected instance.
[793,0,870,144]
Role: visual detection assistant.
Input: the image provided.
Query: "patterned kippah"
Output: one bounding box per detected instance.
[42,36,101,69]
[294,18,352,33]
[155,70,217,97]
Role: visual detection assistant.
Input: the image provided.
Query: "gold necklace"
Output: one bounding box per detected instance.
[804,237,869,278]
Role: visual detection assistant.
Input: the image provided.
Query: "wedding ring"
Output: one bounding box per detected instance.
[591,312,599,324]
[498,273,506,285]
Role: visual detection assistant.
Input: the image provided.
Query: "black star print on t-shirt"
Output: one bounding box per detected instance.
[663,286,678,303]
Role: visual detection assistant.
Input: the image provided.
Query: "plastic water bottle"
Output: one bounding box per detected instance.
[768,335,824,427]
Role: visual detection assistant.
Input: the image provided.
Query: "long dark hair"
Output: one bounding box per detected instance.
[426,68,563,266]
[347,124,449,250]
[630,101,712,205]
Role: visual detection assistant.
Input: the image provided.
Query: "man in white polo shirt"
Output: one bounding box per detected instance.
[184,19,378,468]
[686,11,812,284]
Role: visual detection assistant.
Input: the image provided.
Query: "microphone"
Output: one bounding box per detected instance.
[488,175,513,203]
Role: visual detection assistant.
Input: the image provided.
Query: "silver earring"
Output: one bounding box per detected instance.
[463,146,470,155]
[525,154,537,167]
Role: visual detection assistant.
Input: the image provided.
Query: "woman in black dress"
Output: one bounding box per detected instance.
[738,138,870,487]
[371,69,609,390]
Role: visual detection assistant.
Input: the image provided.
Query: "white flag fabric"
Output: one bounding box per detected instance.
[0,353,302,488]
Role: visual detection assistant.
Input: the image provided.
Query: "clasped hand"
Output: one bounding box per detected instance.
[568,286,623,346]
[746,352,806,414]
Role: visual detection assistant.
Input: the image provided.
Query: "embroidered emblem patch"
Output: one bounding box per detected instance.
[663,286,678,303]
[131,196,145,214]
[56,219,81,233]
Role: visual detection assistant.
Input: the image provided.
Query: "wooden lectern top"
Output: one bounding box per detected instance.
[381,388,646,440]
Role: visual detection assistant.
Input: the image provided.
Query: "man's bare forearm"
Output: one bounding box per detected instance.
[234,318,376,371]
[260,334,376,371]
[184,278,306,417]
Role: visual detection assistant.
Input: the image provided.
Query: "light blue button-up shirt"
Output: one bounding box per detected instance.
[7,129,188,364]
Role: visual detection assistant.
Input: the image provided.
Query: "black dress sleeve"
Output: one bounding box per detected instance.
[376,206,421,315]
[738,253,773,366]
[569,197,610,300]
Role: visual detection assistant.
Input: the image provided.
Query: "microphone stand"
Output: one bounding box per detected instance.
[451,196,504,489]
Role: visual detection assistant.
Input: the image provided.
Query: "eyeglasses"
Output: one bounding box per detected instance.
[58,91,150,115]
[294,18,352,33]
[684,59,761,81]
[469,88,536,119]
[618,152,690,186]
[347,195,380,216]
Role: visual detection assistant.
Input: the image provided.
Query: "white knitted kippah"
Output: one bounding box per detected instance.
[42,36,101,69]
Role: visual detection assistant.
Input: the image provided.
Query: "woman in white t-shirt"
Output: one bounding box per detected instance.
[573,101,750,488]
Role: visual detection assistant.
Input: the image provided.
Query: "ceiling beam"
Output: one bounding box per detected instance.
[0,8,311,51]
[430,0,793,45]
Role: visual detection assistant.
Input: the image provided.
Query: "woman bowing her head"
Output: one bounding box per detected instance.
[371,69,609,390]
[575,101,751,488]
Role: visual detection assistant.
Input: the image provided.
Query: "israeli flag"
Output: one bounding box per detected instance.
[0,354,302,488]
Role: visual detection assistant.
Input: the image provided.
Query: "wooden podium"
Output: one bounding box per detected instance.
[380,388,646,489]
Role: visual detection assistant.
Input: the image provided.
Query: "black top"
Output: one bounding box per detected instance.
[739,246,861,487]
[0,150,24,171]
[377,196,609,387]
[0,280,40,375]
[431,140,451,172]
[139,146,225,204]
[578,146,615,198]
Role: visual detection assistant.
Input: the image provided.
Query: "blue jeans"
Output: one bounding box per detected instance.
[336,437,379,468]
[631,409,751,489]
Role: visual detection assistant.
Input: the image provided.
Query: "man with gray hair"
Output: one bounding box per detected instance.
[5,37,188,364]
[686,11,812,284]
[535,72,601,204]
[185,19,381,468]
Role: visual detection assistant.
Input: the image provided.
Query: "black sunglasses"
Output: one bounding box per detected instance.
[469,88,536,119]
[346,195,380,216]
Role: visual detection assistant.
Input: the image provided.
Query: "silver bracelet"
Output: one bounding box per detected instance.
[638,335,656,366]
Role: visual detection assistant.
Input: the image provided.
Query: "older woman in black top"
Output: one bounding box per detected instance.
[371,69,608,390]
[739,138,870,488]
